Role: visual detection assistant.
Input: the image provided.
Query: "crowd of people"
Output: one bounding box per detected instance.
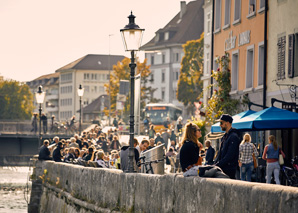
[38,114,285,185]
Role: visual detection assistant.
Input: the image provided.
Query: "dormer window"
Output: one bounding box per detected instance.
[155,33,159,42]
[165,32,169,41]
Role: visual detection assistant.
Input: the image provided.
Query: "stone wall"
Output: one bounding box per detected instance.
[32,161,298,213]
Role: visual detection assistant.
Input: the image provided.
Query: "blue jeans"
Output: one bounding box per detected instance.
[266,161,280,184]
[241,162,254,181]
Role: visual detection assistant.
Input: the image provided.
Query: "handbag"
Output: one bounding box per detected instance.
[252,153,258,168]
[279,154,284,165]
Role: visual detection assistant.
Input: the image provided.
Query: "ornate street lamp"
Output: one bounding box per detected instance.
[77,84,84,135]
[35,85,45,148]
[120,11,144,173]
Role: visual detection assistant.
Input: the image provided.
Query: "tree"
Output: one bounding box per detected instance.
[104,57,158,122]
[177,33,204,109]
[205,52,241,125]
[0,80,34,120]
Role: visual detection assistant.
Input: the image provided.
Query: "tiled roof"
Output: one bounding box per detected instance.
[140,0,204,50]
[81,95,108,114]
[56,54,125,72]
[32,72,59,81]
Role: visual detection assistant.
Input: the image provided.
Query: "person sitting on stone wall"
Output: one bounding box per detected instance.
[38,140,52,160]
[68,137,79,149]
[53,142,64,162]
[83,147,94,161]
[64,147,76,163]
[96,151,108,168]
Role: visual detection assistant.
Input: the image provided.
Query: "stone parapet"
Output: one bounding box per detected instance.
[34,161,298,213]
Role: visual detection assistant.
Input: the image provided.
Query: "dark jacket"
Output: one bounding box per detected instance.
[155,135,165,144]
[53,146,63,162]
[179,140,200,171]
[205,146,215,165]
[38,145,51,160]
[64,153,75,163]
[110,140,121,150]
[214,128,241,173]
[120,146,139,172]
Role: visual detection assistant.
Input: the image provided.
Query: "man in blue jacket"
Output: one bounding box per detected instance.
[214,114,241,179]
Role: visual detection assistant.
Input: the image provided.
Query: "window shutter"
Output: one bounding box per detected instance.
[277,36,286,80]
[288,34,295,78]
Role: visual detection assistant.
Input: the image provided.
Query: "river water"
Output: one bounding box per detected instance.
[0,167,32,213]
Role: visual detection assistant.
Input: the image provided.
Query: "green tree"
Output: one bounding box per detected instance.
[0,80,34,120]
[205,52,241,125]
[104,57,158,122]
[177,33,204,109]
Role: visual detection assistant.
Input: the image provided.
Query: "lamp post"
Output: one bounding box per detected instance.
[120,11,144,173]
[77,84,84,135]
[35,85,45,148]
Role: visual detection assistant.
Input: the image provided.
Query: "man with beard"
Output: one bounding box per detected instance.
[214,114,241,179]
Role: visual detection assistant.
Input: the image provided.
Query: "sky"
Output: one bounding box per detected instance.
[0,0,193,82]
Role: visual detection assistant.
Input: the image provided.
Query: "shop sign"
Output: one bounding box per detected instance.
[225,31,236,51]
[238,30,251,46]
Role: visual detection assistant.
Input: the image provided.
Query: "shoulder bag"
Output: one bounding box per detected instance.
[279,148,284,165]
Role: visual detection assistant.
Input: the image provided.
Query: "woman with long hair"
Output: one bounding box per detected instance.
[179,122,203,177]
[238,133,258,181]
[262,135,285,184]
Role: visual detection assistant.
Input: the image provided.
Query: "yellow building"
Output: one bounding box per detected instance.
[213,0,265,105]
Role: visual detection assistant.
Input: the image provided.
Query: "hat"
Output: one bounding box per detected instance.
[218,114,233,123]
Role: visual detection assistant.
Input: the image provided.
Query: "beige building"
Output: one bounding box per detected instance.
[267,0,298,158]
[56,54,124,121]
[26,73,59,118]
[267,0,298,105]
[202,0,213,106]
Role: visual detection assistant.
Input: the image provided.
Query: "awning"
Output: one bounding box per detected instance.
[236,107,298,130]
[211,110,256,133]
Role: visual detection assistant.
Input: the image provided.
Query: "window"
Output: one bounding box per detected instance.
[231,51,239,91]
[206,53,210,75]
[161,88,165,101]
[84,73,90,80]
[215,0,221,32]
[248,0,256,15]
[277,35,286,80]
[151,55,155,65]
[106,74,109,80]
[288,34,298,78]
[259,0,265,10]
[61,73,72,83]
[150,71,154,83]
[162,69,165,82]
[224,0,231,28]
[176,70,179,80]
[175,53,180,62]
[207,13,211,35]
[234,0,241,23]
[246,45,254,89]
[162,54,166,64]
[258,43,264,86]
[85,86,89,93]
[165,32,169,40]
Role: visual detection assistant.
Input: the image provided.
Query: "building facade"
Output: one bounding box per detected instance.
[213,0,265,106]
[202,0,213,106]
[56,54,124,121]
[140,0,204,109]
[26,73,59,118]
[267,0,298,158]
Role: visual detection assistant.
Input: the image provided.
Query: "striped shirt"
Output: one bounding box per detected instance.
[239,142,258,164]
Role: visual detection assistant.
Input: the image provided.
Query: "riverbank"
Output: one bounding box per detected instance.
[0,167,32,213]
